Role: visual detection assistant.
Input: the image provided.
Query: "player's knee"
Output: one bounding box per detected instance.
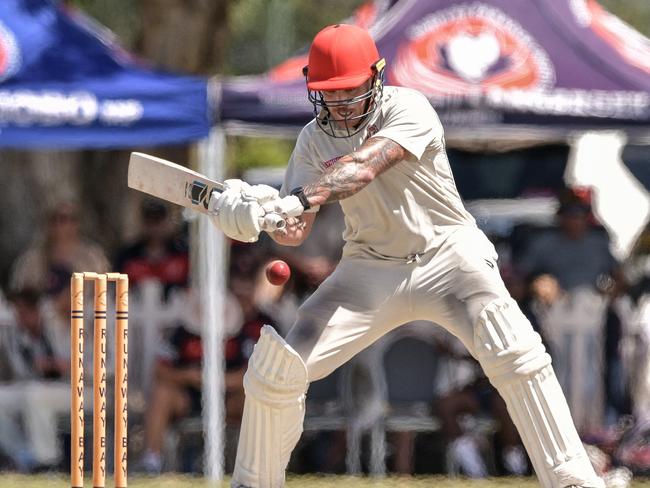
[285,312,332,382]
[473,298,551,389]
[285,309,326,354]
[244,325,309,404]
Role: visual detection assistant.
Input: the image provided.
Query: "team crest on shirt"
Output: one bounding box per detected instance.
[0,21,21,83]
[388,3,555,97]
[323,155,343,169]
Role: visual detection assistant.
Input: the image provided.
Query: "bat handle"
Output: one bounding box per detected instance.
[260,212,286,232]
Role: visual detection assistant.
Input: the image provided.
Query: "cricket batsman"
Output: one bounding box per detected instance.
[209,24,604,488]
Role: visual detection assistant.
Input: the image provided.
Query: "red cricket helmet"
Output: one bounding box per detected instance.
[303,24,386,137]
[306,24,381,90]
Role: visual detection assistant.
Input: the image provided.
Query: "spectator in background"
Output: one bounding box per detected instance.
[611,224,650,476]
[138,266,278,474]
[10,200,109,293]
[0,288,70,472]
[518,187,622,303]
[138,316,204,474]
[115,199,190,415]
[116,198,189,296]
[517,187,625,434]
[40,266,75,361]
[625,224,650,425]
[0,289,17,381]
[436,368,528,478]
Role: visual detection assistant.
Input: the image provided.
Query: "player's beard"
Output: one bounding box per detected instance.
[328,97,372,133]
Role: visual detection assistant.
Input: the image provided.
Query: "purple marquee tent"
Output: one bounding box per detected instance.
[216,0,650,138]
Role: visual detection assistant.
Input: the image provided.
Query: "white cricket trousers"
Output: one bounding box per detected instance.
[284,225,604,488]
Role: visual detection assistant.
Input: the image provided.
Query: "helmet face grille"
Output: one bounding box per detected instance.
[306,68,385,138]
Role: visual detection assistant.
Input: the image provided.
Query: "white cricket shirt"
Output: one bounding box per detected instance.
[281,86,475,260]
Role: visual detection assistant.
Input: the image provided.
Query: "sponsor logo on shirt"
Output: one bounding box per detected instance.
[323,155,343,169]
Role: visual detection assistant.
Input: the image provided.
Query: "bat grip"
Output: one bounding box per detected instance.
[259,213,286,232]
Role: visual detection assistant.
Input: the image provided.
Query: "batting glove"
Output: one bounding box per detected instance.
[243,183,279,204]
[262,195,305,219]
[208,181,262,243]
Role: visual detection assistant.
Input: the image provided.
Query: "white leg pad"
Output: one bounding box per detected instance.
[232,325,308,488]
[474,299,604,488]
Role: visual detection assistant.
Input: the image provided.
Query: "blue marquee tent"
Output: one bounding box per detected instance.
[0,0,210,149]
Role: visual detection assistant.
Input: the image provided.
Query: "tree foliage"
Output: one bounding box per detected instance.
[225,0,365,75]
[67,0,140,46]
[68,0,650,74]
[601,0,650,36]
[226,137,296,173]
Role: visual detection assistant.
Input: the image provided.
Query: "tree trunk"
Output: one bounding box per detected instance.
[137,0,229,75]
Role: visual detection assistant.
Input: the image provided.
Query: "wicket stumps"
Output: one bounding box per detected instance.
[71,272,129,488]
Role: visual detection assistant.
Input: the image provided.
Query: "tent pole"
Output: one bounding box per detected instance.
[197,126,227,482]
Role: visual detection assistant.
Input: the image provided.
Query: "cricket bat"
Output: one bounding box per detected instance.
[127,152,285,231]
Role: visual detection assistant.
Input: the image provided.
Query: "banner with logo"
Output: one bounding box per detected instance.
[218,0,650,130]
[0,0,210,149]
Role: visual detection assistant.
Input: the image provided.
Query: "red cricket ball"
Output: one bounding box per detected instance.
[265,260,291,286]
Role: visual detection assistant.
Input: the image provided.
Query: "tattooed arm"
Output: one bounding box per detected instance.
[303,136,406,207]
[271,137,405,246]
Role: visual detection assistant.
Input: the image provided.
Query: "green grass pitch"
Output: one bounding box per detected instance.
[2,474,650,487]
